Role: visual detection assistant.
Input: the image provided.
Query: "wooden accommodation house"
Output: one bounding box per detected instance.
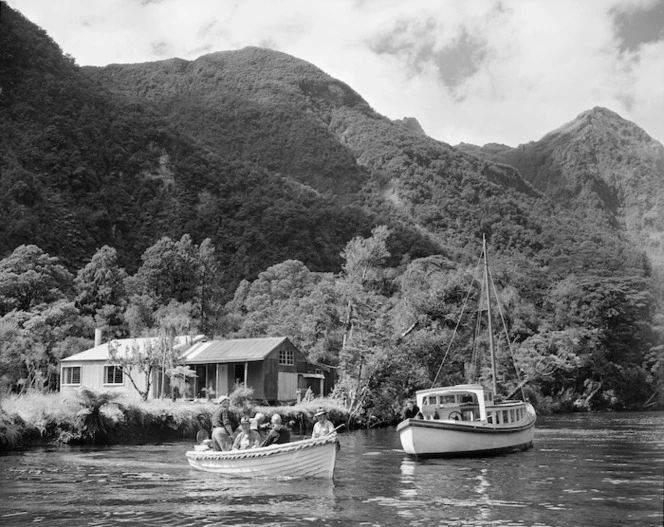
[59,334,333,403]
[181,337,333,403]
[59,335,193,401]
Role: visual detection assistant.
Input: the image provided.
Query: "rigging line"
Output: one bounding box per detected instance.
[488,270,527,401]
[431,252,484,388]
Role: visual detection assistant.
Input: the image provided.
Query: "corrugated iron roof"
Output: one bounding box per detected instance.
[182,337,288,364]
[61,336,193,362]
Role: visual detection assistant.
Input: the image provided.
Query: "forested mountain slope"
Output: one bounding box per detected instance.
[456,107,664,278]
[0,4,385,292]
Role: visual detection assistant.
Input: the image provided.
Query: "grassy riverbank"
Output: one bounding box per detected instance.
[0,391,349,451]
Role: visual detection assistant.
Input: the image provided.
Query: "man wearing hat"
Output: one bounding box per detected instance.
[312,407,335,438]
[232,416,262,450]
[211,395,238,451]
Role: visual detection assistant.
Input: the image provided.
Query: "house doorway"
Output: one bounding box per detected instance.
[234,364,245,386]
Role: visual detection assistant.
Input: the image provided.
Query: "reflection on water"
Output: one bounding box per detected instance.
[0,412,662,526]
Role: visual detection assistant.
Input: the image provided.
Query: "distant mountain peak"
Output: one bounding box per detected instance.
[394,117,426,136]
[541,106,652,145]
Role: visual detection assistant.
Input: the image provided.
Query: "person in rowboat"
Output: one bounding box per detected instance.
[260,413,291,447]
[312,408,335,438]
[232,416,262,450]
[250,412,270,438]
[211,395,238,451]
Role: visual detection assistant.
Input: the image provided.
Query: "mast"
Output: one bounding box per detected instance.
[483,234,498,395]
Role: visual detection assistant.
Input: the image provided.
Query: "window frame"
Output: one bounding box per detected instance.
[278,349,294,366]
[62,366,81,386]
[104,365,124,385]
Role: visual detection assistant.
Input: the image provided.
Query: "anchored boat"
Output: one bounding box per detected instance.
[397,236,536,457]
[186,434,339,478]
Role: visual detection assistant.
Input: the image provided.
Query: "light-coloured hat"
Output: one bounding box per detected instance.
[314,408,327,417]
[217,395,230,404]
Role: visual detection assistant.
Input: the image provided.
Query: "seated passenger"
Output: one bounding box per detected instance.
[250,412,270,438]
[312,408,335,438]
[232,416,261,450]
[260,413,291,447]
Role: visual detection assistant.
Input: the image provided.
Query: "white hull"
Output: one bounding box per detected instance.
[397,403,536,457]
[186,435,338,478]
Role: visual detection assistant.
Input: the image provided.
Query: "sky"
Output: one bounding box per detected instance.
[7,0,664,147]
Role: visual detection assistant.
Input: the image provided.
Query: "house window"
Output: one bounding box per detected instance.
[62,366,81,385]
[104,365,123,385]
[278,349,294,365]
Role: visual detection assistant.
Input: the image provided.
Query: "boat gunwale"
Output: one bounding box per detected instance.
[396,414,536,434]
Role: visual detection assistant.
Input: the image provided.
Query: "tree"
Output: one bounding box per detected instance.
[66,387,121,444]
[108,301,194,400]
[125,235,222,335]
[0,245,73,316]
[74,245,128,338]
[108,338,163,401]
[0,300,88,392]
[129,234,200,305]
[337,226,393,409]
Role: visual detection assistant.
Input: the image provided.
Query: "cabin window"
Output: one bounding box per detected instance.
[104,366,123,385]
[510,409,515,422]
[441,395,456,404]
[62,367,80,385]
[502,410,509,423]
[278,349,294,365]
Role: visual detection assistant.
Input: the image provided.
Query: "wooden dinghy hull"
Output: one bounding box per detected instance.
[186,435,338,478]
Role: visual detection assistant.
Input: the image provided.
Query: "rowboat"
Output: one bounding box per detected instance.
[185,433,339,478]
[397,235,537,457]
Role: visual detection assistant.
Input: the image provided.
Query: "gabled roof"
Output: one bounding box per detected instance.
[181,337,290,364]
[61,335,194,362]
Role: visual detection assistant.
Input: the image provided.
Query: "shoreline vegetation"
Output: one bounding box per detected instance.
[0,390,351,451]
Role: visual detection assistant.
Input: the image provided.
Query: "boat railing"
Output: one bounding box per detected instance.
[421,403,481,422]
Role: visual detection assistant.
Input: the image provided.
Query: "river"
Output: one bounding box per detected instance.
[1,412,662,526]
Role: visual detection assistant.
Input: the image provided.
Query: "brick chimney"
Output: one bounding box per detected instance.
[94,328,103,347]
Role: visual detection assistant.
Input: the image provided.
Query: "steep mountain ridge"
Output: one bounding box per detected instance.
[456,107,664,271]
[86,47,539,202]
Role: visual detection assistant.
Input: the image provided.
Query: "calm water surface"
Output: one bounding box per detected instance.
[1,412,662,526]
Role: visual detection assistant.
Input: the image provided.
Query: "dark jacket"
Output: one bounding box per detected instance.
[260,424,291,447]
[212,407,238,434]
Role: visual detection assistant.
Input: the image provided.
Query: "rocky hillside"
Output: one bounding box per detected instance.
[457,107,664,274]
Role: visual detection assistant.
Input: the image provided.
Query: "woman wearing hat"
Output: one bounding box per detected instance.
[232,416,262,450]
[312,407,335,438]
[211,395,237,451]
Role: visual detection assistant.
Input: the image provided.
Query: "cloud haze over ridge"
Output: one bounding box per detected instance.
[7,0,664,147]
